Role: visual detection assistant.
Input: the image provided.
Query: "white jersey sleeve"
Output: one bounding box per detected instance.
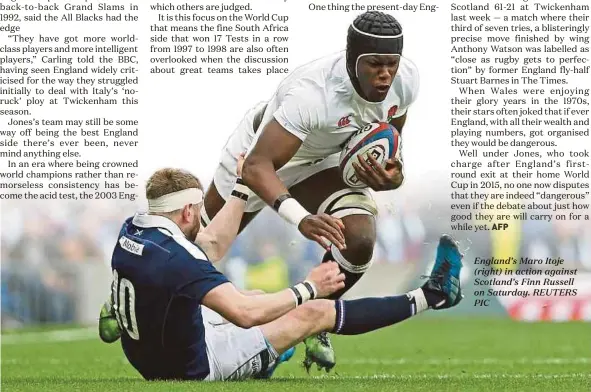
[273,87,326,142]
[394,58,420,117]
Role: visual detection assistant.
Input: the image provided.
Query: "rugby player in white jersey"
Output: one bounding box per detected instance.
[200,11,420,371]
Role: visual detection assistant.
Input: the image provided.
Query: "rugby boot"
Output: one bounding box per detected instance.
[422,234,464,309]
[98,300,121,343]
[303,332,336,373]
[255,347,296,379]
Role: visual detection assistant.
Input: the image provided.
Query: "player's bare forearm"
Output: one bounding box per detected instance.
[196,196,246,262]
[203,263,342,328]
[203,283,296,328]
[206,290,267,325]
[241,289,265,296]
[237,290,299,327]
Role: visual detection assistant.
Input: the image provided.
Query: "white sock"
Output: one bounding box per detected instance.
[407,288,429,315]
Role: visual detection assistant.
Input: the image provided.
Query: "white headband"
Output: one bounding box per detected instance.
[148,188,203,213]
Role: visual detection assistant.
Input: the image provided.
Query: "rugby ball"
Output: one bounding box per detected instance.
[339,122,401,188]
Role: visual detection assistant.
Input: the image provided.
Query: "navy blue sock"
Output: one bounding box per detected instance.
[332,289,428,335]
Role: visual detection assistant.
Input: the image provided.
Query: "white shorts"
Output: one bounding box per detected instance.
[202,306,277,381]
[213,102,340,213]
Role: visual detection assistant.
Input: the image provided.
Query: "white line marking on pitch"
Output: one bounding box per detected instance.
[1,327,96,345]
[305,373,591,380]
[339,358,591,365]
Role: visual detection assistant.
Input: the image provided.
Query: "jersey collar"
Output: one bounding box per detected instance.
[132,212,184,237]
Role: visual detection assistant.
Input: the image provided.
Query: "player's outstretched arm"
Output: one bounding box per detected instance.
[197,154,250,262]
[196,194,246,261]
[202,261,345,328]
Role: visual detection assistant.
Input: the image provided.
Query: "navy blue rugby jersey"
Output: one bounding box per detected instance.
[110,213,228,380]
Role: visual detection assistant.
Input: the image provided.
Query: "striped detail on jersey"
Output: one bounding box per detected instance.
[157,228,209,261]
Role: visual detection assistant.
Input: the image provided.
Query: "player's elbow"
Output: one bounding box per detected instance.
[205,247,222,263]
[205,239,224,263]
[242,153,274,187]
[225,299,260,329]
[231,308,258,329]
[196,234,222,262]
[241,154,261,184]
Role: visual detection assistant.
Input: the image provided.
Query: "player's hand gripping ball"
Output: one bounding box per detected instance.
[339,122,401,189]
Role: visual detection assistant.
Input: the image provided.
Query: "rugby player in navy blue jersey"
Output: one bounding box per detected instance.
[99,155,464,381]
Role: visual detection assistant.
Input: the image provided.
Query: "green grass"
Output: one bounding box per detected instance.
[2,317,590,391]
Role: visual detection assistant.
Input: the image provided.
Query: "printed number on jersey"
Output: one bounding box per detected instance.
[112,269,140,340]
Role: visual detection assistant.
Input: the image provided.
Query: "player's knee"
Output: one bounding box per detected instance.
[298,300,334,323]
[317,188,377,265]
[341,233,375,264]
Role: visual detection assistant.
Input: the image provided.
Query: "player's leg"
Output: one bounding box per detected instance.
[290,166,378,300]
[261,234,464,359]
[200,306,291,381]
[201,234,463,381]
[288,165,378,370]
[202,291,423,380]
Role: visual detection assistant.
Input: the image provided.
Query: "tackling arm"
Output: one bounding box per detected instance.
[202,283,299,328]
[196,154,249,262]
[195,196,246,262]
[202,261,344,328]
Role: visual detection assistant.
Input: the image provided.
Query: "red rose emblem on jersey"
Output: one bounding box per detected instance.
[387,105,398,122]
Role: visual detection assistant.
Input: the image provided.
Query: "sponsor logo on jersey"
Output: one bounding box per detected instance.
[337,114,352,129]
[387,105,398,122]
[119,236,144,256]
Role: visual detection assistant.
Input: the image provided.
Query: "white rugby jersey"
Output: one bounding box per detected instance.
[249,51,419,164]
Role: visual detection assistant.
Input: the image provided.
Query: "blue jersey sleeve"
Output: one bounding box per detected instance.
[173,256,230,303]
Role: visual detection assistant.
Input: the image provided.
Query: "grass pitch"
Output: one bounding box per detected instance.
[2,317,590,391]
